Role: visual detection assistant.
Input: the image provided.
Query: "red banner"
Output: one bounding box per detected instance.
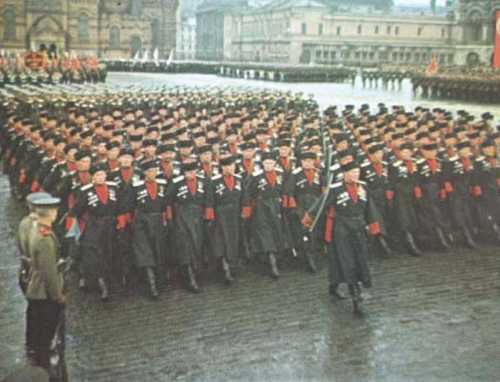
[493,10,500,68]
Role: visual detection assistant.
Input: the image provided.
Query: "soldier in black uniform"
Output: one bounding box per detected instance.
[473,139,500,241]
[241,151,289,279]
[206,154,243,284]
[108,147,138,287]
[414,143,452,250]
[70,163,117,301]
[324,161,382,314]
[120,160,169,299]
[285,151,323,273]
[388,143,424,256]
[166,160,212,293]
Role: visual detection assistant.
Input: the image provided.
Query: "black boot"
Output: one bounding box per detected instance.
[492,223,500,243]
[186,265,200,293]
[269,252,280,279]
[329,283,347,300]
[78,277,87,291]
[405,232,423,257]
[146,267,159,299]
[463,227,478,249]
[348,284,362,315]
[436,228,451,251]
[356,283,364,302]
[221,258,234,284]
[98,278,109,302]
[378,236,394,257]
[305,252,317,273]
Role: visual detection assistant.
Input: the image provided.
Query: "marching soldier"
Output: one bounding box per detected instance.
[241,152,289,279]
[206,154,243,284]
[69,163,117,301]
[285,151,323,273]
[324,161,382,314]
[165,160,213,293]
[119,161,169,299]
[388,143,424,256]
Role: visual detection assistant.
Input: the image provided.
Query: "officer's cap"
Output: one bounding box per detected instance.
[26,192,51,205]
[32,195,61,208]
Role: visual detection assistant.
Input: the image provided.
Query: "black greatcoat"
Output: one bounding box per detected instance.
[125,178,169,268]
[388,158,419,234]
[166,174,209,268]
[109,169,139,276]
[70,182,117,279]
[325,181,380,288]
[414,157,449,232]
[285,167,324,252]
[441,156,476,230]
[206,174,243,264]
[242,168,289,254]
[360,159,391,236]
[473,155,500,225]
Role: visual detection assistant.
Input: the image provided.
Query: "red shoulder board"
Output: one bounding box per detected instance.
[39,225,51,237]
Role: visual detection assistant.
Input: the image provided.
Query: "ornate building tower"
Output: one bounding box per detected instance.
[452,0,495,64]
[0,0,179,59]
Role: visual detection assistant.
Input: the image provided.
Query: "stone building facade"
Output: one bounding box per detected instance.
[0,0,180,59]
[196,0,499,66]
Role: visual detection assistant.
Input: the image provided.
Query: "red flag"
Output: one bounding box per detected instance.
[425,55,438,76]
[493,10,500,68]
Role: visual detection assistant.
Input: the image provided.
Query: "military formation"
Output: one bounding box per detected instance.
[412,65,500,103]
[0,51,107,87]
[2,82,500,326]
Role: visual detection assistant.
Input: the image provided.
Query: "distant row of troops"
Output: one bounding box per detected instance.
[2,98,500,316]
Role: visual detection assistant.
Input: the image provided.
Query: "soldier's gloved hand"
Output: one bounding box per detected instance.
[301,213,313,228]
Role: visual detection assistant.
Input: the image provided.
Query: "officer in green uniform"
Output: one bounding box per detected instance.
[17,192,51,293]
[25,195,65,371]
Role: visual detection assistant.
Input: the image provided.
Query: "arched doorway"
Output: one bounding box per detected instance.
[130,35,142,58]
[27,15,67,53]
[466,52,480,66]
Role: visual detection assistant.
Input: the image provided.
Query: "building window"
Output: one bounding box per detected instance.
[417,27,423,36]
[415,52,420,61]
[301,22,307,35]
[331,51,336,59]
[392,52,398,61]
[318,23,323,36]
[357,25,362,34]
[336,26,341,35]
[448,53,454,64]
[316,50,321,60]
[78,14,89,41]
[406,52,411,61]
[375,25,379,34]
[387,25,391,34]
[3,7,16,41]
[369,52,374,60]
[441,28,446,38]
[355,51,360,59]
[395,26,399,36]
[131,0,142,17]
[151,19,160,49]
[109,26,120,49]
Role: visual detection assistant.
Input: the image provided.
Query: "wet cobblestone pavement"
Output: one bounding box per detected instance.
[1,73,500,381]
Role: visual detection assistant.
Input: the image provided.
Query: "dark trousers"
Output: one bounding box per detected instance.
[26,299,64,370]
